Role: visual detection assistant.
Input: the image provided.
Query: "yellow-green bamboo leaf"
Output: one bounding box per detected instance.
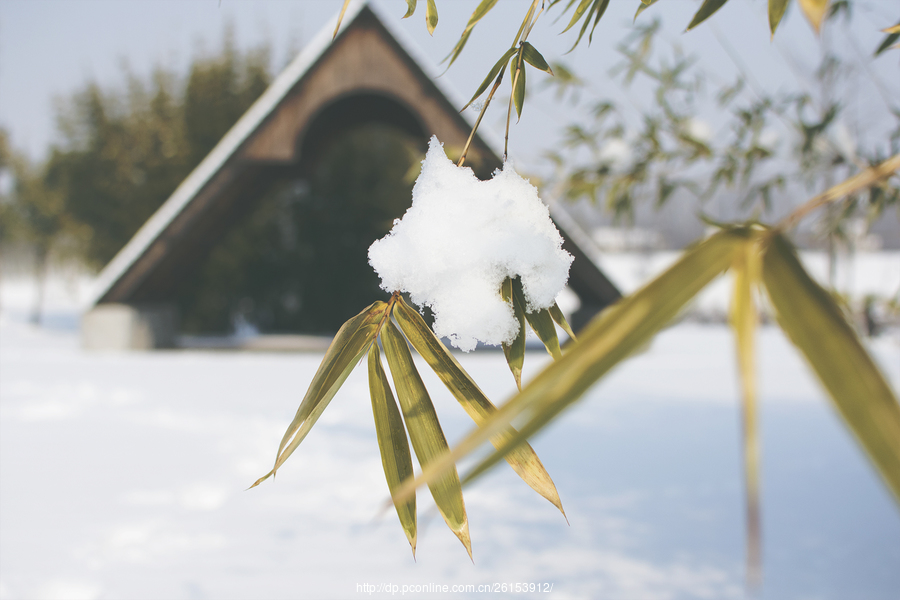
[566,0,610,51]
[512,52,526,120]
[798,0,828,33]
[761,232,900,503]
[875,23,900,57]
[393,296,564,516]
[730,240,762,585]
[463,48,516,111]
[395,228,751,501]
[561,0,593,34]
[521,42,553,75]
[381,320,471,558]
[426,0,438,35]
[511,0,538,47]
[549,302,577,342]
[586,0,611,45]
[513,278,562,359]
[634,0,659,22]
[402,0,417,19]
[686,0,729,31]
[501,277,526,390]
[332,0,353,39]
[444,0,500,67]
[251,301,387,488]
[768,0,790,36]
[368,343,417,556]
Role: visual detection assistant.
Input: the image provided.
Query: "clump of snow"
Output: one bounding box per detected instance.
[368,137,573,352]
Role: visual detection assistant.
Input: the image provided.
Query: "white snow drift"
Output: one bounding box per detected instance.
[368,137,572,351]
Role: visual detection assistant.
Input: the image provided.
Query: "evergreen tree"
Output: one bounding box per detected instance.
[44,37,271,268]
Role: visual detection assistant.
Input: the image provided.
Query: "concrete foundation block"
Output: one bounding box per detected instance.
[82,303,178,350]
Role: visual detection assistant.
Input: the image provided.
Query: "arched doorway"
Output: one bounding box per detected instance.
[174,94,427,334]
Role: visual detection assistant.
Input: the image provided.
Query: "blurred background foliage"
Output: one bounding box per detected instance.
[44,33,271,268]
[0,31,423,332]
[544,9,899,257]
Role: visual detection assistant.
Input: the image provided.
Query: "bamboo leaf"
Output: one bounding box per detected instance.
[513,278,562,359]
[730,239,762,586]
[549,302,577,341]
[634,0,659,22]
[333,0,353,39]
[426,0,439,35]
[797,0,828,33]
[402,0,417,19]
[393,296,564,515]
[381,320,471,558]
[394,228,751,502]
[368,343,417,556]
[587,0,611,44]
[513,53,526,120]
[444,0,500,68]
[686,0,729,31]
[250,301,387,488]
[768,0,790,36]
[761,232,900,503]
[501,278,526,390]
[566,0,609,51]
[463,47,517,111]
[875,23,900,56]
[561,0,593,34]
[521,42,554,75]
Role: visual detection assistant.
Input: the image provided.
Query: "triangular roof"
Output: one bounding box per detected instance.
[86,0,619,317]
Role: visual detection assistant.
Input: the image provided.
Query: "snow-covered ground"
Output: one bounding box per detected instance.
[1,267,899,600]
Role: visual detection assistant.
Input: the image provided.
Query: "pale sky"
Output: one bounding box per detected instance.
[1,0,896,171]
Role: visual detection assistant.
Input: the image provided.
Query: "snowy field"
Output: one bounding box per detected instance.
[1,273,900,600]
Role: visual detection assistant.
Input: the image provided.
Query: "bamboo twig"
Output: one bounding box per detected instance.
[458,70,505,168]
[778,153,900,232]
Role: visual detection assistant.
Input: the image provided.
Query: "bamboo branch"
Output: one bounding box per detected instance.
[778,153,900,232]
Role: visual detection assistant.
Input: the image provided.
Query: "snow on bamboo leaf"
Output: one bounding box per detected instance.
[368,137,572,352]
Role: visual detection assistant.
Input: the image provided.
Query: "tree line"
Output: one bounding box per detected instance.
[0,36,271,322]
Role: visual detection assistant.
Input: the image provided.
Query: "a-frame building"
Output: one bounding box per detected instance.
[82,0,619,349]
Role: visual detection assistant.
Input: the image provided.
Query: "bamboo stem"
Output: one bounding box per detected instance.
[458,70,505,168]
